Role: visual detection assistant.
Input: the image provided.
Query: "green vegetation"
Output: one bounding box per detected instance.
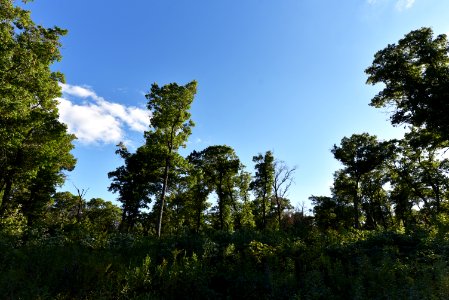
[2,1,449,298]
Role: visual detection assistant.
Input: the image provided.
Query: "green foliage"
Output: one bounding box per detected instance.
[387,128,449,229]
[2,227,449,299]
[188,145,241,231]
[311,195,353,231]
[0,206,26,239]
[0,0,76,224]
[109,81,197,237]
[251,151,275,229]
[145,81,197,237]
[85,198,121,233]
[331,133,394,229]
[366,27,449,140]
[108,143,158,232]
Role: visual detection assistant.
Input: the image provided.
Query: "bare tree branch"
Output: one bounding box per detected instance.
[272,160,297,228]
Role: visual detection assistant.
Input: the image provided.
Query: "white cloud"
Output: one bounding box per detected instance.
[60,83,99,100]
[395,0,415,11]
[57,97,123,144]
[57,83,150,145]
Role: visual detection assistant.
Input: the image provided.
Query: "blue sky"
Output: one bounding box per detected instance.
[24,0,449,210]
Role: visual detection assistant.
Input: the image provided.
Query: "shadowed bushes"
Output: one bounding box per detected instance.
[2,229,449,299]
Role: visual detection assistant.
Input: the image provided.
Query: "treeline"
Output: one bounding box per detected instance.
[2,0,449,298]
[107,83,297,235]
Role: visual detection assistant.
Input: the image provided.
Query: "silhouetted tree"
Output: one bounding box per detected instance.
[250,151,274,229]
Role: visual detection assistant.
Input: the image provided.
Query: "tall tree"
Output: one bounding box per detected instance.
[196,145,240,231]
[235,169,256,229]
[388,129,449,225]
[331,133,392,229]
[108,143,158,232]
[0,0,76,221]
[185,150,212,233]
[145,81,196,237]
[358,163,392,229]
[250,151,275,229]
[366,27,449,140]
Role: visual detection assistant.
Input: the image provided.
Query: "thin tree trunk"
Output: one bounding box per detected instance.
[262,190,267,229]
[157,157,170,237]
[276,197,282,229]
[0,147,24,217]
[119,208,128,232]
[354,178,360,229]
[196,204,201,234]
[228,184,240,229]
[218,176,224,230]
[0,179,13,217]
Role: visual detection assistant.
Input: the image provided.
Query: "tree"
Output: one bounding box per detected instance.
[46,191,81,233]
[85,198,121,233]
[331,133,392,228]
[250,151,275,229]
[358,163,392,229]
[73,185,88,224]
[0,0,76,222]
[235,169,256,229]
[311,195,353,231]
[108,143,158,232]
[366,27,449,140]
[185,150,213,233]
[388,129,449,226]
[44,192,121,235]
[272,160,295,229]
[145,81,196,237]
[194,145,240,231]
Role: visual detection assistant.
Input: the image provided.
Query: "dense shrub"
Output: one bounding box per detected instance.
[1,229,449,299]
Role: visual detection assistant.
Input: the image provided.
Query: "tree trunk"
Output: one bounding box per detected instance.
[276,197,282,229]
[228,185,240,229]
[119,208,128,232]
[196,204,201,234]
[157,156,170,237]
[0,179,13,217]
[354,178,360,229]
[218,176,224,230]
[262,190,267,229]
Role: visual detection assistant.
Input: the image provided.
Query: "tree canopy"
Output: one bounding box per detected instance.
[366,27,449,140]
[0,0,75,223]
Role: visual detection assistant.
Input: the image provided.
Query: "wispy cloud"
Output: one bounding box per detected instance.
[57,83,150,145]
[366,0,415,11]
[59,83,98,99]
[395,0,415,11]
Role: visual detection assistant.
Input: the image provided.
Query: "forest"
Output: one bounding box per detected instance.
[1,0,449,299]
